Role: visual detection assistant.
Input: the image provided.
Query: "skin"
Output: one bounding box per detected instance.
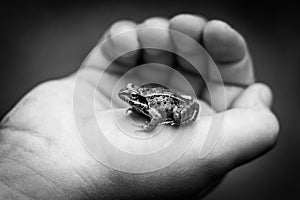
[0,14,279,200]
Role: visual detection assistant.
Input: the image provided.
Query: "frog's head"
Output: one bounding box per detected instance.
[118,83,148,110]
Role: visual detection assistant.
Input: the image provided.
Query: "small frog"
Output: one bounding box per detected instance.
[118,83,199,131]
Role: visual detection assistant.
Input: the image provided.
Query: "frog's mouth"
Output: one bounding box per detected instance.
[118,90,130,102]
[118,92,139,106]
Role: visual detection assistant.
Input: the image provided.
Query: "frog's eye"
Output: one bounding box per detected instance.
[131,93,138,99]
[127,83,134,89]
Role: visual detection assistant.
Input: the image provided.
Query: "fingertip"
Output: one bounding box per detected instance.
[109,20,139,56]
[168,14,208,89]
[110,20,137,35]
[260,111,280,149]
[231,83,273,110]
[137,17,174,65]
[143,17,169,26]
[258,83,273,108]
[137,17,170,47]
[203,20,247,63]
[169,14,206,48]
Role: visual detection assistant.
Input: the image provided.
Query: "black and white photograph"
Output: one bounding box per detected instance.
[0,0,298,199]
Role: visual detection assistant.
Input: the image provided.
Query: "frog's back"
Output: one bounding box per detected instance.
[142,86,180,122]
[141,83,190,105]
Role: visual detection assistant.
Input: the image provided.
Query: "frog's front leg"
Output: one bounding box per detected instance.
[140,107,162,132]
[126,107,142,115]
[126,107,134,114]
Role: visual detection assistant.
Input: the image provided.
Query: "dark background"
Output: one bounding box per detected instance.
[0,0,299,199]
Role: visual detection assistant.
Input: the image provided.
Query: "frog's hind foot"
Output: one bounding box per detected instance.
[131,121,150,132]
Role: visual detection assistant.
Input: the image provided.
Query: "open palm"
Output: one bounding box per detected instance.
[0,15,279,199]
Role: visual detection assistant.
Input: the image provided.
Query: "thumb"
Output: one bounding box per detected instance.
[231,82,273,110]
[205,83,279,171]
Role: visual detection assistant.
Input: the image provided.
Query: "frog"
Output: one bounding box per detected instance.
[118,83,200,132]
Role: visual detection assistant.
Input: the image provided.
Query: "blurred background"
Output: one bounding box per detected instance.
[0,0,299,199]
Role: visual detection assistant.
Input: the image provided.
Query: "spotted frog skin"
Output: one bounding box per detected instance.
[118,83,199,131]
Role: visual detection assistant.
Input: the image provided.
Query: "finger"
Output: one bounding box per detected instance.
[169,14,207,73]
[202,83,279,171]
[203,20,254,85]
[202,20,255,111]
[83,20,139,71]
[169,14,207,96]
[81,29,110,68]
[104,20,140,66]
[73,21,140,108]
[137,17,174,65]
[231,83,273,109]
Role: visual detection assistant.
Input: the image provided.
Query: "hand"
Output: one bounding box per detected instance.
[0,14,279,199]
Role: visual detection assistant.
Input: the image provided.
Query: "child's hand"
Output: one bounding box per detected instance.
[0,14,279,200]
